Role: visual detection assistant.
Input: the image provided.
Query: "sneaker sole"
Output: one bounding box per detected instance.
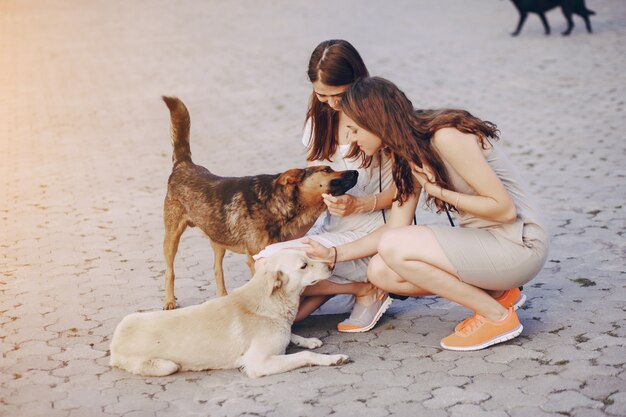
[440,323,523,351]
[453,293,527,333]
[513,293,527,310]
[337,296,393,333]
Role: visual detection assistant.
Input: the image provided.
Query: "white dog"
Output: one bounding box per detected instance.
[109,250,349,378]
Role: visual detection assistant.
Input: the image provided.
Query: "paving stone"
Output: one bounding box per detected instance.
[1,1,625,416]
[580,375,625,401]
[595,345,626,366]
[605,391,626,416]
[484,345,542,364]
[572,408,615,417]
[519,374,580,396]
[423,386,490,409]
[448,357,511,377]
[540,390,604,413]
[19,401,72,417]
[449,404,508,417]
[5,340,62,358]
[509,406,564,417]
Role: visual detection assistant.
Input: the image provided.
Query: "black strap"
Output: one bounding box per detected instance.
[444,206,455,227]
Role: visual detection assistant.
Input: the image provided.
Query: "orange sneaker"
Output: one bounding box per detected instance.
[454,288,526,332]
[496,288,526,310]
[441,308,523,351]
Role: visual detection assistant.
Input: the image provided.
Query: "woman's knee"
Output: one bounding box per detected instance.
[378,226,429,265]
[377,229,403,263]
[367,255,396,289]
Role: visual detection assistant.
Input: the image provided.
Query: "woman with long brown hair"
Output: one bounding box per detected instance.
[255,41,398,332]
[303,76,548,351]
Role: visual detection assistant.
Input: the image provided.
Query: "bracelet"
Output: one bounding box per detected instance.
[369,195,378,213]
[330,246,338,270]
[454,192,461,209]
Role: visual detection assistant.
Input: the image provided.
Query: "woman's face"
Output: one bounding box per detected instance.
[312,80,349,111]
[344,114,383,156]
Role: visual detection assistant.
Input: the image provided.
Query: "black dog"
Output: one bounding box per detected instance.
[510,0,595,36]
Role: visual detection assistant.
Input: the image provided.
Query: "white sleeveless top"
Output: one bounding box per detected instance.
[302,120,394,234]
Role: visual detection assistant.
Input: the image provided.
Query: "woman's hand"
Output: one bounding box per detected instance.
[299,238,335,264]
[410,162,439,196]
[322,193,359,216]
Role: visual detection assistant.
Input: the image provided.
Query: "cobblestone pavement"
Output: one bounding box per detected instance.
[1,0,625,416]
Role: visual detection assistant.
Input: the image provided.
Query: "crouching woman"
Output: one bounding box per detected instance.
[304,76,548,351]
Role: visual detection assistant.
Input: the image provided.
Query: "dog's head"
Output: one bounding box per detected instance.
[277,166,358,205]
[258,250,332,296]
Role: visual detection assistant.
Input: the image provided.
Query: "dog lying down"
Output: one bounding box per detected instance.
[109,250,349,378]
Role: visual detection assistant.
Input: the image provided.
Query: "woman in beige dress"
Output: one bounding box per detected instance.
[303,76,548,351]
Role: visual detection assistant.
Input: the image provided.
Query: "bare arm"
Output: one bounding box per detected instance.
[323,183,397,217]
[416,128,516,223]
[304,192,420,263]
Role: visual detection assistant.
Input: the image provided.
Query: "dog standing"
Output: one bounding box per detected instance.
[110,250,350,378]
[161,97,358,309]
[509,0,595,36]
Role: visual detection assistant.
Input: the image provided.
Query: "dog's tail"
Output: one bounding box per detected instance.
[587,9,595,16]
[162,96,192,166]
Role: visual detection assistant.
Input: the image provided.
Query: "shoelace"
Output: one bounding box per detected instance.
[457,315,486,335]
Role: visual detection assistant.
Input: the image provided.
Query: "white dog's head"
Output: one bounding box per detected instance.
[257,250,332,296]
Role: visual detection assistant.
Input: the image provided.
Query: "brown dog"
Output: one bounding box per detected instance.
[161,97,358,309]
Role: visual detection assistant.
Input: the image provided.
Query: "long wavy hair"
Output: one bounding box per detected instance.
[306,39,369,162]
[340,77,500,212]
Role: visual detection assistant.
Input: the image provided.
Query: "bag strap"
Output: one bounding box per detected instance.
[444,205,455,227]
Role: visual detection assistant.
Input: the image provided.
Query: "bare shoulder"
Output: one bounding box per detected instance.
[432,128,481,157]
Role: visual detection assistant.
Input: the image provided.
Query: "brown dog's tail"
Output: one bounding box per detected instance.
[162,96,192,166]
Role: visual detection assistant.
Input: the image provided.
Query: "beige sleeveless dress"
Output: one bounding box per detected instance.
[428,143,549,290]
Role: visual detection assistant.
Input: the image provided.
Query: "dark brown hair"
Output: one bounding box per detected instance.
[305,40,369,162]
[340,77,499,212]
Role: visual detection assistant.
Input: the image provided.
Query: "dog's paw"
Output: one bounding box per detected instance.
[163,300,177,310]
[330,354,350,366]
[290,334,323,349]
[300,337,323,349]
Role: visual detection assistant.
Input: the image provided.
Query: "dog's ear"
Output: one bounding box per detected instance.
[277,169,304,186]
[268,270,287,295]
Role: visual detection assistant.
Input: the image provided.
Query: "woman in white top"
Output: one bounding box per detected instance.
[255,40,398,332]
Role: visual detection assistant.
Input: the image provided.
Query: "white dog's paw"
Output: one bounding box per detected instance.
[300,337,323,349]
[290,334,323,349]
[329,354,350,366]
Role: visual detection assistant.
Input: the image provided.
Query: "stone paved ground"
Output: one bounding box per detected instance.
[1,0,625,416]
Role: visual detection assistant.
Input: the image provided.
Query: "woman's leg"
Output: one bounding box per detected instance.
[301,280,374,301]
[295,280,377,322]
[368,254,432,296]
[375,225,507,321]
[296,295,331,322]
